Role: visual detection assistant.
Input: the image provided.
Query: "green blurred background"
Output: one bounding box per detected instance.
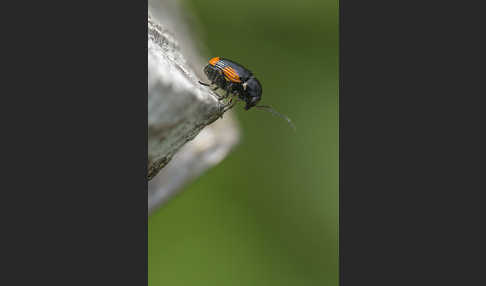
[149,0,338,285]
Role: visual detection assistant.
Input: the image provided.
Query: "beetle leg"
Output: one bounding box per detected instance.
[218,98,233,118]
[200,80,225,100]
[225,97,240,109]
[213,89,225,100]
[218,97,229,118]
[221,82,235,99]
[223,99,238,113]
[199,80,218,89]
[226,97,233,107]
[216,89,230,102]
[218,97,237,117]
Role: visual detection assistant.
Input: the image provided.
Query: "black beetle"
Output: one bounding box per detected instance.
[200,57,262,110]
[199,57,295,130]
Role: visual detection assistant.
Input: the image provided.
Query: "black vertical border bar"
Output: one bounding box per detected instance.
[340,0,486,285]
[340,0,419,283]
[3,0,148,285]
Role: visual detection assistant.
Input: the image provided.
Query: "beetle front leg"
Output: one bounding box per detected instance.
[217,97,237,118]
[223,99,238,113]
[216,87,231,103]
[215,94,224,101]
[199,80,218,90]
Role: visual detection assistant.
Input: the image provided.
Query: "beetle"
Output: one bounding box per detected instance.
[199,57,295,130]
[199,57,262,110]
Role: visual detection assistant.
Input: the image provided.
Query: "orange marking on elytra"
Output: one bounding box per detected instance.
[209,57,220,66]
[223,66,242,83]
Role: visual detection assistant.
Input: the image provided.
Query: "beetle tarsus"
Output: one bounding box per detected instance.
[218,98,237,118]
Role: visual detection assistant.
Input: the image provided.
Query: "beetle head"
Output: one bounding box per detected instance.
[243,77,262,110]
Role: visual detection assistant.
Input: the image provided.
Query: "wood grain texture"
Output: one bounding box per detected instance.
[148,2,239,212]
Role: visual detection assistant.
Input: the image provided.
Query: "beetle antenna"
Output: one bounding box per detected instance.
[255,105,296,131]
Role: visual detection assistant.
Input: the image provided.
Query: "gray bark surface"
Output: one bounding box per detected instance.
[148,1,239,213]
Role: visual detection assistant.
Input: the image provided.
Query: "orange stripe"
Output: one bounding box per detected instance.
[209,57,220,66]
[223,67,235,77]
[223,67,241,82]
